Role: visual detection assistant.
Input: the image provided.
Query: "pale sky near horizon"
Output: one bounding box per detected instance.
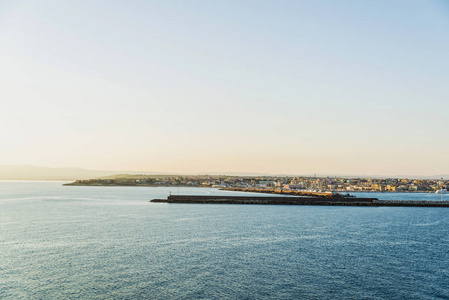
[1,0,449,176]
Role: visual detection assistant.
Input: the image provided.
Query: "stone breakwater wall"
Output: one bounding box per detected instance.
[151,195,449,207]
[151,195,376,206]
[373,200,449,207]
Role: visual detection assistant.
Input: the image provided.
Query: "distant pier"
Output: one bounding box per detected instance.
[151,195,449,207]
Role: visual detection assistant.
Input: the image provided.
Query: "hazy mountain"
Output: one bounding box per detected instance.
[0,165,446,181]
[0,165,120,181]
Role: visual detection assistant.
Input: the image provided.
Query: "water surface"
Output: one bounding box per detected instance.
[1,181,448,299]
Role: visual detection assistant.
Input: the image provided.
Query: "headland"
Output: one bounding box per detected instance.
[63,174,447,194]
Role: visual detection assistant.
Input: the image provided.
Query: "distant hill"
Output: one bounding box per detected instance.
[0,165,119,181]
[0,164,446,181]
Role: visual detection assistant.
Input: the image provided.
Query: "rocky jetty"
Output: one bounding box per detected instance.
[151,195,449,207]
[151,195,377,206]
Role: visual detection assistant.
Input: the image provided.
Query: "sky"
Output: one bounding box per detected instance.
[1,0,449,176]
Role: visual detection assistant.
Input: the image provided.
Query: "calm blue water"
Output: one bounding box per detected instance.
[1,181,449,299]
[352,191,449,202]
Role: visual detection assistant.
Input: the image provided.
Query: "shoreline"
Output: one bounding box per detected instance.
[63,183,441,193]
[219,187,440,195]
[63,183,207,188]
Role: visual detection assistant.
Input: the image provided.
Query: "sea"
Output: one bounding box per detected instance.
[1,181,448,299]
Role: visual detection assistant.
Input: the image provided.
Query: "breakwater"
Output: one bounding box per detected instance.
[151,195,449,207]
[151,195,377,206]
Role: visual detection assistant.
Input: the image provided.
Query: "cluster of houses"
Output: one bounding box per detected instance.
[71,175,446,193]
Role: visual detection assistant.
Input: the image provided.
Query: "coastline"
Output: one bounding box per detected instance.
[63,183,441,193]
[63,182,208,188]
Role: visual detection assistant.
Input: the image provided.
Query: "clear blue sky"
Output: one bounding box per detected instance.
[1,0,449,176]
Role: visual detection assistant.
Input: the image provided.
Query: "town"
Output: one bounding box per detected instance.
[65,175,447,193]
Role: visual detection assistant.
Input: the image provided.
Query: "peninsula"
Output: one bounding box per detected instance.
[64,175,449,207]
[64,174,447,193]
